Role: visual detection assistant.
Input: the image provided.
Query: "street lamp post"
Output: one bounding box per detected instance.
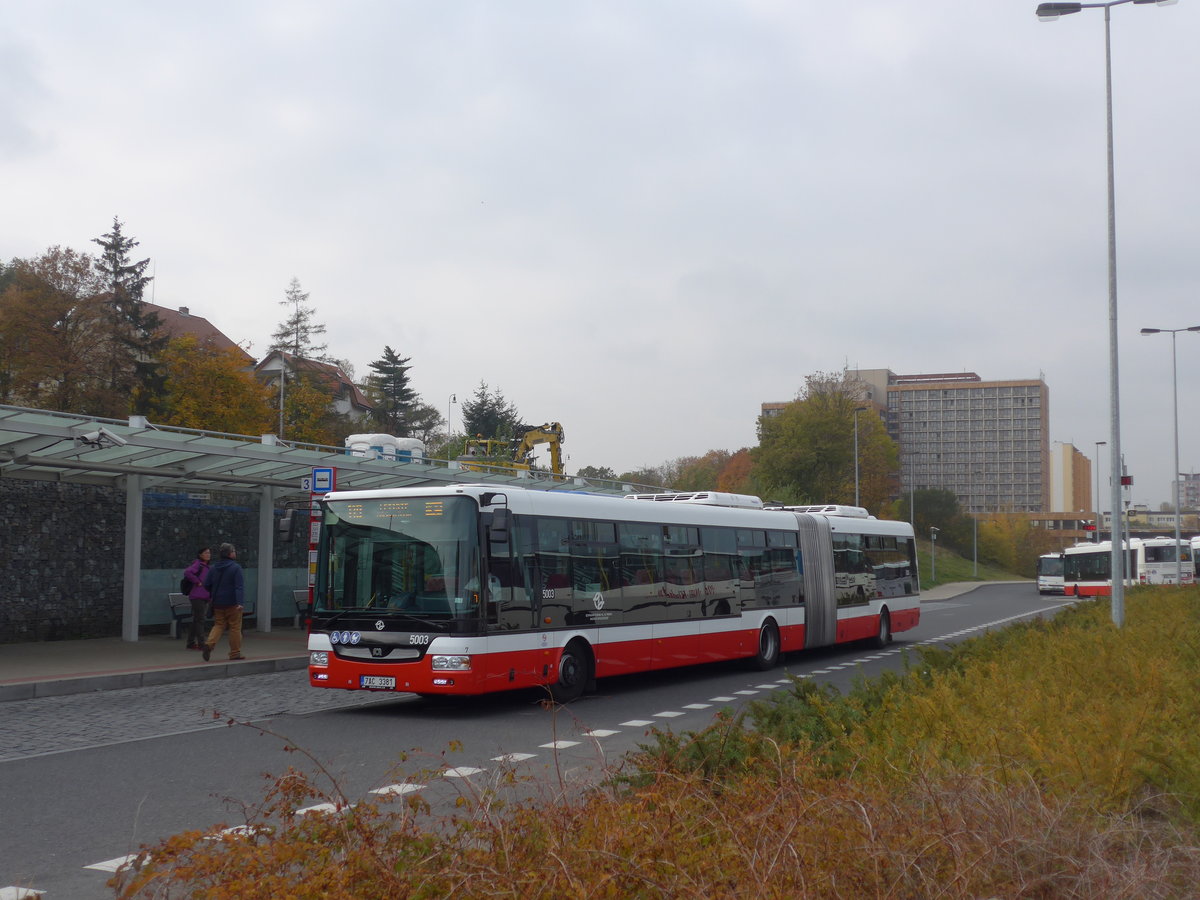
[1036,0,1176,626]
[1140,326,1200,584]
[447,393,457,438]
[930,526,940,583]
[973,515,978,577]
[854,406,868,507]
[1094,440,1107,542]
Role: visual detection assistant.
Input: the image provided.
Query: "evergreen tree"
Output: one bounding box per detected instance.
[364,346,418,435]
[405,400,444,443]
[91,217,165,414]
[576,465,618,480]
[93,217,152,318]
[271,278,329,360]
[460,381,521,439]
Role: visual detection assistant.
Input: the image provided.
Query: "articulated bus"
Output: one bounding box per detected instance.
[1062,538,1194,597]
[1036,552,1065,595]
[307,485,920,700]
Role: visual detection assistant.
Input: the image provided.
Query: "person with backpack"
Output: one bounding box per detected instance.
[202,543,246,662]
[181,546,212,650]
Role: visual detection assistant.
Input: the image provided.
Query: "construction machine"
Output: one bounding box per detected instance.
[459,422,565,475]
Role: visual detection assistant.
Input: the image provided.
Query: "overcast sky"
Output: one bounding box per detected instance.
[4,1,1197,509]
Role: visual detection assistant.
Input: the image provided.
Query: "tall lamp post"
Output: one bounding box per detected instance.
[930,526,940,583]
[1094,440,1107,542]
[1140,325,1200,584]
[853,406,868,507]
[447,393,457,438]
[1036,0,1176,626]
[972,515,978,578]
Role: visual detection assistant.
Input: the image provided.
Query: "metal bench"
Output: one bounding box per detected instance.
[167,592,192,639]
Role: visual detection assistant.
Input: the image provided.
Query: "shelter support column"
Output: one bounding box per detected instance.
[255,487,285,632]
[122,474,144,642]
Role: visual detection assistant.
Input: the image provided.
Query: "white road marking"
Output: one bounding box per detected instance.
[297,802,352,815]
[539,740,581,749]
[217,825,264,838]
[84,854,139,872]
[709,696,736,702]
[370,782,424,796]
[0,888,46,899]
[653,711,684,718]
[682,703,711,710]
[443,766,485,778]
[491,752,537,763]
[620,719,655,727]
[583,729,619,737]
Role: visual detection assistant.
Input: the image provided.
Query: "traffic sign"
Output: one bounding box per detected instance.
[312,467,335,492]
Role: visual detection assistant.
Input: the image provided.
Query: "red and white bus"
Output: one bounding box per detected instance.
[307,485,920,700]
[1062,537,1194,596]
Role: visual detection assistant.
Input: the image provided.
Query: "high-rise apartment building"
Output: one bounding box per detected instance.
[1050,442,1092,514]
[884,372,1049,513]
[1178,473,1200,511]
[762,369,1051,512]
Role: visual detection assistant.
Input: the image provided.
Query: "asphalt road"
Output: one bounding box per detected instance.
[0,582,1071,899]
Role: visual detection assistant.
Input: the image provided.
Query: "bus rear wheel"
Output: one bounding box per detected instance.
[871,609,891,649]
[550,642,589,703]
[751,620,780,670]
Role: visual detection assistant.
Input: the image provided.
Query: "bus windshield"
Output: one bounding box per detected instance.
[1037,555,1064,578]
[316,495,481,622]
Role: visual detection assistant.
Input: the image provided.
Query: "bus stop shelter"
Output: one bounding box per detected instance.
[0,405,633,641]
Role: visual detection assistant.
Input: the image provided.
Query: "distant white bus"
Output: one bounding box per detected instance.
[1062,538,1194,596]
[1138,537,1194,586]
[1036,553,1065,595]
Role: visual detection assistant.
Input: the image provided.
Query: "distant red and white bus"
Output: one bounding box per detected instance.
[1062,537,1193,597]
[307,486,920,700]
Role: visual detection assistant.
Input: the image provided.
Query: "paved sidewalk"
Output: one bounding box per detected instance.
[0,582,1020,703]
[0,628,310,702]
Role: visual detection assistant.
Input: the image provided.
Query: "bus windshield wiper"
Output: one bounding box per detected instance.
[314,607,448,632]
[313,608,369,628]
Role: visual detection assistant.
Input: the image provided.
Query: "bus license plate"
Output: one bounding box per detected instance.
[360,675,396,689]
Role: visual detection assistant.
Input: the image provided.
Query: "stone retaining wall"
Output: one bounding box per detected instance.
[0,480,308,643]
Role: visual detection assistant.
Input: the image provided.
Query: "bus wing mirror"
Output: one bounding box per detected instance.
[488,508,511,544]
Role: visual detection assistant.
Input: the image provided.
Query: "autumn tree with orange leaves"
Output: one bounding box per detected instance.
[159,335,274,435]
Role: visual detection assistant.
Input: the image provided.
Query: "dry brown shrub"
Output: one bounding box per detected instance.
[112,744,1200,899]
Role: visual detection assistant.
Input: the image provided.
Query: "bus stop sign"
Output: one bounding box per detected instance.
[312,467,335,493]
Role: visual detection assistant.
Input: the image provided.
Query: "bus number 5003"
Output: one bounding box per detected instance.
[409,634,431,645]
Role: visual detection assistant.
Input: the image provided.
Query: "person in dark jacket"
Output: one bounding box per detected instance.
[202,543,246,662]
[182,547,212,650]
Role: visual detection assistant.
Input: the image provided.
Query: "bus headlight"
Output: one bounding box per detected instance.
[310,651,329,667]
[431,655,471,671]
